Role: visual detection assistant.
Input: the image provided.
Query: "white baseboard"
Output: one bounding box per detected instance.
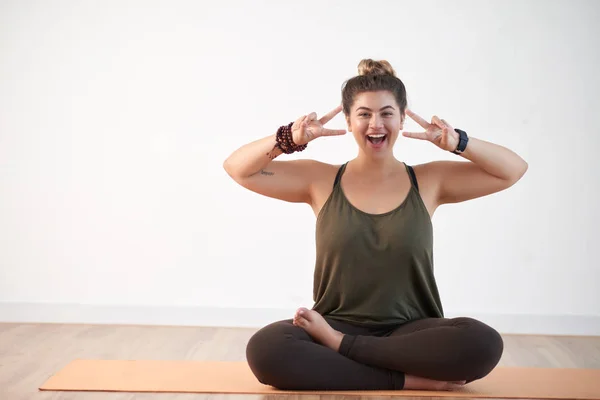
[0,302,598,336]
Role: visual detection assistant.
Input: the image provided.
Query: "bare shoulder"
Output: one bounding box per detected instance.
[306,160,343,215]
[265,158,340,214]
[411,161,442,186]
[408,162,444,216]
[309,159,342,178]
[410,160,450,193]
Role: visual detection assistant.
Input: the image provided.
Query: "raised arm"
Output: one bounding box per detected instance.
[403,109,528,205]
[223,106,346,204]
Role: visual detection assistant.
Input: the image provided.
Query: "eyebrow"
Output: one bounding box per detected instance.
[355,106,395,112]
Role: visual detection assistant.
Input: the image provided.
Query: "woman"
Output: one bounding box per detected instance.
[223,59,528,391]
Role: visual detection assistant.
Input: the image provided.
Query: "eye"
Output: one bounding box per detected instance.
[383,112,393,116]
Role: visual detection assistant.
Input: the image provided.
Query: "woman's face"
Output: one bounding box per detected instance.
[345,90,404,157]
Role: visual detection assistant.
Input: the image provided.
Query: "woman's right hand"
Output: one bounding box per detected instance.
[291,105,347,146]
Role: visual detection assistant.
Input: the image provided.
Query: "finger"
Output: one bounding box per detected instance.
[306,112,318,123]
[405,109,429,128]
[441,118,454,129]
[319,104,343,125]
[402,131,428,140]
[431,115,445,129]
[321,128,347,136]
[293,115,307,129]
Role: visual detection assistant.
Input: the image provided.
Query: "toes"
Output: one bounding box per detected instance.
[293,314,302,326]
[296,316,309,329]
[301,309,316,322]
[293,308,320,329]
[295,307,308,319]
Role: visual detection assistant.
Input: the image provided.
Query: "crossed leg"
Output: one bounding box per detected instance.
[336,311,504,383]
[246,308,503,390]
[246,316,406,390]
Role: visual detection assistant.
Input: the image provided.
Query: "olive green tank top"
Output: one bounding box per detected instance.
[311,162,444,326]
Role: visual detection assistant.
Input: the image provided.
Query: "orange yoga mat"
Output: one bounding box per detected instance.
[39,359,600,399]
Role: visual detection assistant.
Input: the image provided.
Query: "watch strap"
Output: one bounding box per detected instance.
[452,128,469,154]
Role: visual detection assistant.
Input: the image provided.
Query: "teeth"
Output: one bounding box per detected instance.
[368,134,385,138]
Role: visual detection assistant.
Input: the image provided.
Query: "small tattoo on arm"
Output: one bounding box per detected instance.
[250,169,275,178]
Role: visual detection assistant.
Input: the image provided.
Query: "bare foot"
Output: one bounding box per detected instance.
[404,374,467,391]
[293,307,344,351]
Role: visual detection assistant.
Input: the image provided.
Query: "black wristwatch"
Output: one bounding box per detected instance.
[452,128,469,154]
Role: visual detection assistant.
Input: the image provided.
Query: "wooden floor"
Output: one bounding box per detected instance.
[1,323,599,400]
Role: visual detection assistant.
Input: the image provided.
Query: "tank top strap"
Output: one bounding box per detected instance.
[404,163,419,192]
[333,162,349,188]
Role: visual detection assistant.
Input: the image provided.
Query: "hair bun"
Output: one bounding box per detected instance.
[357,59,396,77]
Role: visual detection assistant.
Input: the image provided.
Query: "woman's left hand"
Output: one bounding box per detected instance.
[402,109,459,152]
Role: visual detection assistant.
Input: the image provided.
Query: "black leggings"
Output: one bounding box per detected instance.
[246,316,504,390]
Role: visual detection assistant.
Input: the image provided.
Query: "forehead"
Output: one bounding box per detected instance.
[354,90,396,105]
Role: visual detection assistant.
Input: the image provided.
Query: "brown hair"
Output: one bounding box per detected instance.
[341,59,407,120]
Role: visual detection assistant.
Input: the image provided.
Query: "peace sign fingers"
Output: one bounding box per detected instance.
[406,108,430,129]
[402,130,429,140]
[320,127,347,137]
[319,105,346,136]
[318,104,343,125]
[431,115,448,130]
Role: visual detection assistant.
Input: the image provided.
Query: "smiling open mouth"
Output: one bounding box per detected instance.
[367,134,387,144]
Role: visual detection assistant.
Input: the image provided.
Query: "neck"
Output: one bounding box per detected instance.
[350,152,402,179]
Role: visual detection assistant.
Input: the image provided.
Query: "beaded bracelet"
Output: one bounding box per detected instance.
[275,122,307,154]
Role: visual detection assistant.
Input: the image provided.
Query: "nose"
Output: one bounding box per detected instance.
[369,115,384,129]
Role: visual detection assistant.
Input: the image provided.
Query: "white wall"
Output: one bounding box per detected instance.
[1,0,599,335]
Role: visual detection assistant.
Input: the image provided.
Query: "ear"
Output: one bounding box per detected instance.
[345,115,353,132]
